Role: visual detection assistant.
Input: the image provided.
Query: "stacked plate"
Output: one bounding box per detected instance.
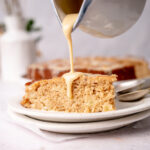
[8,94,150,134]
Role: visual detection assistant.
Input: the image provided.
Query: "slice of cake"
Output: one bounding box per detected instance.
[26,57,150,81]
[21,74,116,113]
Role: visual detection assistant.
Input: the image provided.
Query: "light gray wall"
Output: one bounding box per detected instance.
[1,0,150,62]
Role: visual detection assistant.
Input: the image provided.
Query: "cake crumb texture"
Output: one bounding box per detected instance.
[21,74,116,113]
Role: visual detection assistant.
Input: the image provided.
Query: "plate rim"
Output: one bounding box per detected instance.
[8,109,150,133]
[8,96,150,122]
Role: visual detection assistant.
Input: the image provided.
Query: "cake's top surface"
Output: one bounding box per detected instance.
[26,74,117,87]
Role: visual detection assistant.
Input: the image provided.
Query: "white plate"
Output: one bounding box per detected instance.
[8,96,150,122]
[17,77,31,85]
[8,109,150,134]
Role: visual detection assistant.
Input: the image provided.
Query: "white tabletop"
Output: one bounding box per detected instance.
[0,81,150,150]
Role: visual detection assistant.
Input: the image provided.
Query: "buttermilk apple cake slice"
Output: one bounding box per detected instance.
[21,74,117,113]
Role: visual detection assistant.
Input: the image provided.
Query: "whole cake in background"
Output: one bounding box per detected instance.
[26,56,150,81]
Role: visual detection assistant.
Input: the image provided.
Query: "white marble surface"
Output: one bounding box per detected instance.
[0,81,150,150]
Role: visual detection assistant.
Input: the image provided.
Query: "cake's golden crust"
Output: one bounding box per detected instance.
[26,57,150,81]
[21,74,117,113]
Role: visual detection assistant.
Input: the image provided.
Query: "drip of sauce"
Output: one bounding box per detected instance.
[63,72,82,99]
[62,13,77,73]
[62,13,83,99]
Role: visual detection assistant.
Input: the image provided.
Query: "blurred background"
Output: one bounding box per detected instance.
[0,0,150,62]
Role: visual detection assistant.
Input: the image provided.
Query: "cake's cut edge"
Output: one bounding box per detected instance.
[21,74,117,113]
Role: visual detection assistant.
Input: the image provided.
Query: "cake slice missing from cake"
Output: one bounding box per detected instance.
[21,74,117,113]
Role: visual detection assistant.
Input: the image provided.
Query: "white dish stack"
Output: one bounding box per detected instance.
[8,94,150,134]
[7,79,150,143]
